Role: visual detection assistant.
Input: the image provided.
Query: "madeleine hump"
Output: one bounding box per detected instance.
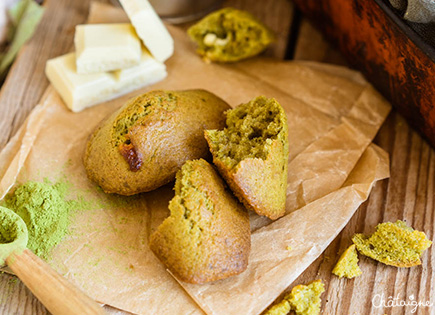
[84,89,230,195]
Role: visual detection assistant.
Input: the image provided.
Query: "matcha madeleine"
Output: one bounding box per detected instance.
[205,96,289,220]
[84,90,230,195]
[188,8,275,63]
[149,159,250,284]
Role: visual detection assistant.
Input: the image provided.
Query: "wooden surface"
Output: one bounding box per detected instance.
[0,0,433,314]
[7,249,104,315]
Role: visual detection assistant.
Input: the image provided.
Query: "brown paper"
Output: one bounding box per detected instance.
[0,3,391,314]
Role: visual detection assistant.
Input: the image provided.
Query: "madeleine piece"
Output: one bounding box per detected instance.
[149,159,251,284]
[84,90,230,195]
[205,96,289,220]
[188,8,275,63]
[288,280,325,315]
[352,220,432,267]
[262,296,291,315]
[332,244,362,279]
[262,280,325,315]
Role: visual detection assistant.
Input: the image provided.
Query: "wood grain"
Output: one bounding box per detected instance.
[7,249,104,315]
[0,0,109,150]
[280,11,435,315]
[286,112,435,315]
[0,0,110,314]
[0,0,434,314]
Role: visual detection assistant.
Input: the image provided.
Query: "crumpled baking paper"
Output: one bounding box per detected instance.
[0,3,391,314]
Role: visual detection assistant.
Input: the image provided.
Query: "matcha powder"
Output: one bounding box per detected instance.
[2,180,83,259]
[0,209,21,244]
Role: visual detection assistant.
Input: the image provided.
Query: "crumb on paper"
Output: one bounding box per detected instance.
[332,244,362,279]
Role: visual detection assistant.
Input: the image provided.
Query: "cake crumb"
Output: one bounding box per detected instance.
[332,244,362,279]
[262,297,291,315]
[263,280,325,315]
[352,220,432,267]
[289,280,325,315]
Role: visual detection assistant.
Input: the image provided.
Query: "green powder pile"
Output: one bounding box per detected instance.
[2,180,84,259]
[0,208,22,244]
[0,206,28,266]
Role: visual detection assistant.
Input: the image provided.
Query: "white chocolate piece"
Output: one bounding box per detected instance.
[203,33,229,47]
[113,48,167,94]
[45,51,166,112]
[119,0,174,62]
[75,23,142,74]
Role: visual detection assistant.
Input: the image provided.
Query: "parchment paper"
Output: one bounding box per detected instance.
[0,3,391,314]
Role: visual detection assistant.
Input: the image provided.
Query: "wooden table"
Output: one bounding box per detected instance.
[0,0,433,314]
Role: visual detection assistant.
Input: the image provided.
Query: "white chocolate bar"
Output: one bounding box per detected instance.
[75,23,142,74]
[119,0,174,62]
[45,50,166,112]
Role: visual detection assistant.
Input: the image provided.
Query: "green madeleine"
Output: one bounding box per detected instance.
[205,96,289,220]
[188,8,275,62]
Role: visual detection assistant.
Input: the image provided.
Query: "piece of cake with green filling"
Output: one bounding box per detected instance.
[149,159,251,284]
[262,294,291,315]
[352,220,432,267]
[262,279,325,315]
[188,8,275,63]
[332,244,362,279]
[262,297,291,315]
[288,279,325,315]
[205,96,289,220]
[84,89,229,195]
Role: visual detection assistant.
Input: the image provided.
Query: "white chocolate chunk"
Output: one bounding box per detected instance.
[119,0,174,62]
[75,23,142,74]
[203,33,217,46]
[45,51,166,112]
[46,53,114,112]
[113,49,167,94]
[203,33,229,47]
